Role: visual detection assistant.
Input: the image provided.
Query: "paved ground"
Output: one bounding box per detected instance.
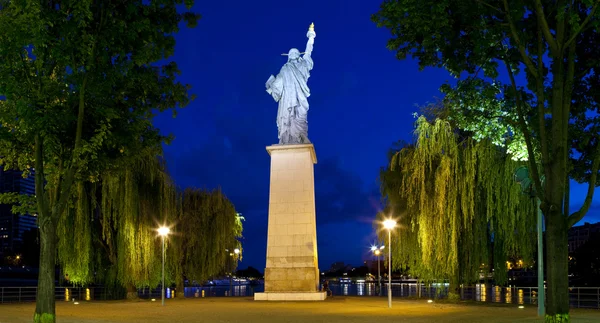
[1,297,600,323]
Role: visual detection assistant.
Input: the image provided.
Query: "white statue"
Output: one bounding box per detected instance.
[266,23,316,145]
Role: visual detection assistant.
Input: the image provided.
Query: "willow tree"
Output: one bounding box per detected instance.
[56,151,245,299]
[378,116,536,299]
[373,1,600,321]
[55,148,178,299]
[172,188,243,292]
[0,1,198,321]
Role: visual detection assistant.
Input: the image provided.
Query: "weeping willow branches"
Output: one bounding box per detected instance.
[379,116,536,288]
[171,187,242,290]
[57,150,172,287]
[57,149,242,290]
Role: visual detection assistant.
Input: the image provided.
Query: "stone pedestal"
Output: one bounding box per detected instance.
[254,144,326,301]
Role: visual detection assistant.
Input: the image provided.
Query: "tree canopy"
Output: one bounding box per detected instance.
[378,115,536,295]
[373,1,600,320]
[0,1,199,322]
[172,187,243,290]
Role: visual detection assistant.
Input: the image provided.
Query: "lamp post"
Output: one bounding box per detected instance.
[383,219,397,308]
[228,248,240,296]
[158,226,170,306]
[370,245,384,296]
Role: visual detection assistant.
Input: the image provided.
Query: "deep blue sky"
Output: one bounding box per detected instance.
[154,0,600,271]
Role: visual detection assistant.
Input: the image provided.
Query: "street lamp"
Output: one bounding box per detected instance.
[157,226,170,306]
[383,219,397,308]
[228,248,241,296]
[370,245,384,295]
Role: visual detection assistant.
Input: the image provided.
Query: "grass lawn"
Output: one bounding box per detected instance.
[1,297,600,322]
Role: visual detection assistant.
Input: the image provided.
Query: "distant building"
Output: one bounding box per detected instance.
[328,262,346,273]
[568,222,600,253]
[0,167,37,257]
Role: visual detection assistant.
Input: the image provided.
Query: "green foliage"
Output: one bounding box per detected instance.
[447,292,460,302]
[379,116,536,286]
[56,150,172,287]
[440,80,529,161]
[172,188,243,287]
[0,0,199,208]
[55,149,244,290]
[372,0,600,214]
[0,192,37,215]
[0,0,199,317]
[545,313,570,323]
[33,313,55,323]
[373,0,600,318]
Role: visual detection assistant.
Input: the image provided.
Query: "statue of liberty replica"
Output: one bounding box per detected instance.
[266,23,316,145]
[255,23,325,301]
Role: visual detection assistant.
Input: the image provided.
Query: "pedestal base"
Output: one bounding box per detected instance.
[254,291,327,301]
[258,144,322,301]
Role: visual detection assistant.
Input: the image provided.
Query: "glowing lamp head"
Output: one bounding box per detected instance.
[234,248,240,255]
[383,219,397,230]
[158,227,170,236]
[374,250,381,256]
[370,246,377,251]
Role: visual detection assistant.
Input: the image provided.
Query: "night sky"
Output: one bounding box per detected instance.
[153,0,600,271]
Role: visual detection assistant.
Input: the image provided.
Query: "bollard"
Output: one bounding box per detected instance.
[202,290,205,298]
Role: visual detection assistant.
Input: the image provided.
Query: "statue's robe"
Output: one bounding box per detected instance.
[266,55,313,144]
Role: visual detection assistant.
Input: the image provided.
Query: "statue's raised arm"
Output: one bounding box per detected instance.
[304,23,316,59]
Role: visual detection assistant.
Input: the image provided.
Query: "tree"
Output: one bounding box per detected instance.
[172,188,243,292]
[373,1,600,321]
[54,151,244,299]
[56,151,177,298]
[378,115,536,299]
[0,1,198,322]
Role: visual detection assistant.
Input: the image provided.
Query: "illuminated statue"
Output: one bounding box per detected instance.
[266,23,316,144]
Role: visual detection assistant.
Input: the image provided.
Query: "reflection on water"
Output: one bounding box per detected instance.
[356,283,364,296]
[471,284,536,305]
[518,289,524,304]
[332,282,531,306]
[183,284,257,297]
[173,281,538,307]
[476,284,487,302]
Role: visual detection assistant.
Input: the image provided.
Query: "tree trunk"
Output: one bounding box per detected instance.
[177,281,184,298]
[126,284,138,300]
[34,218,57,323]
[448,275,460,302]
[545,208,570,322]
